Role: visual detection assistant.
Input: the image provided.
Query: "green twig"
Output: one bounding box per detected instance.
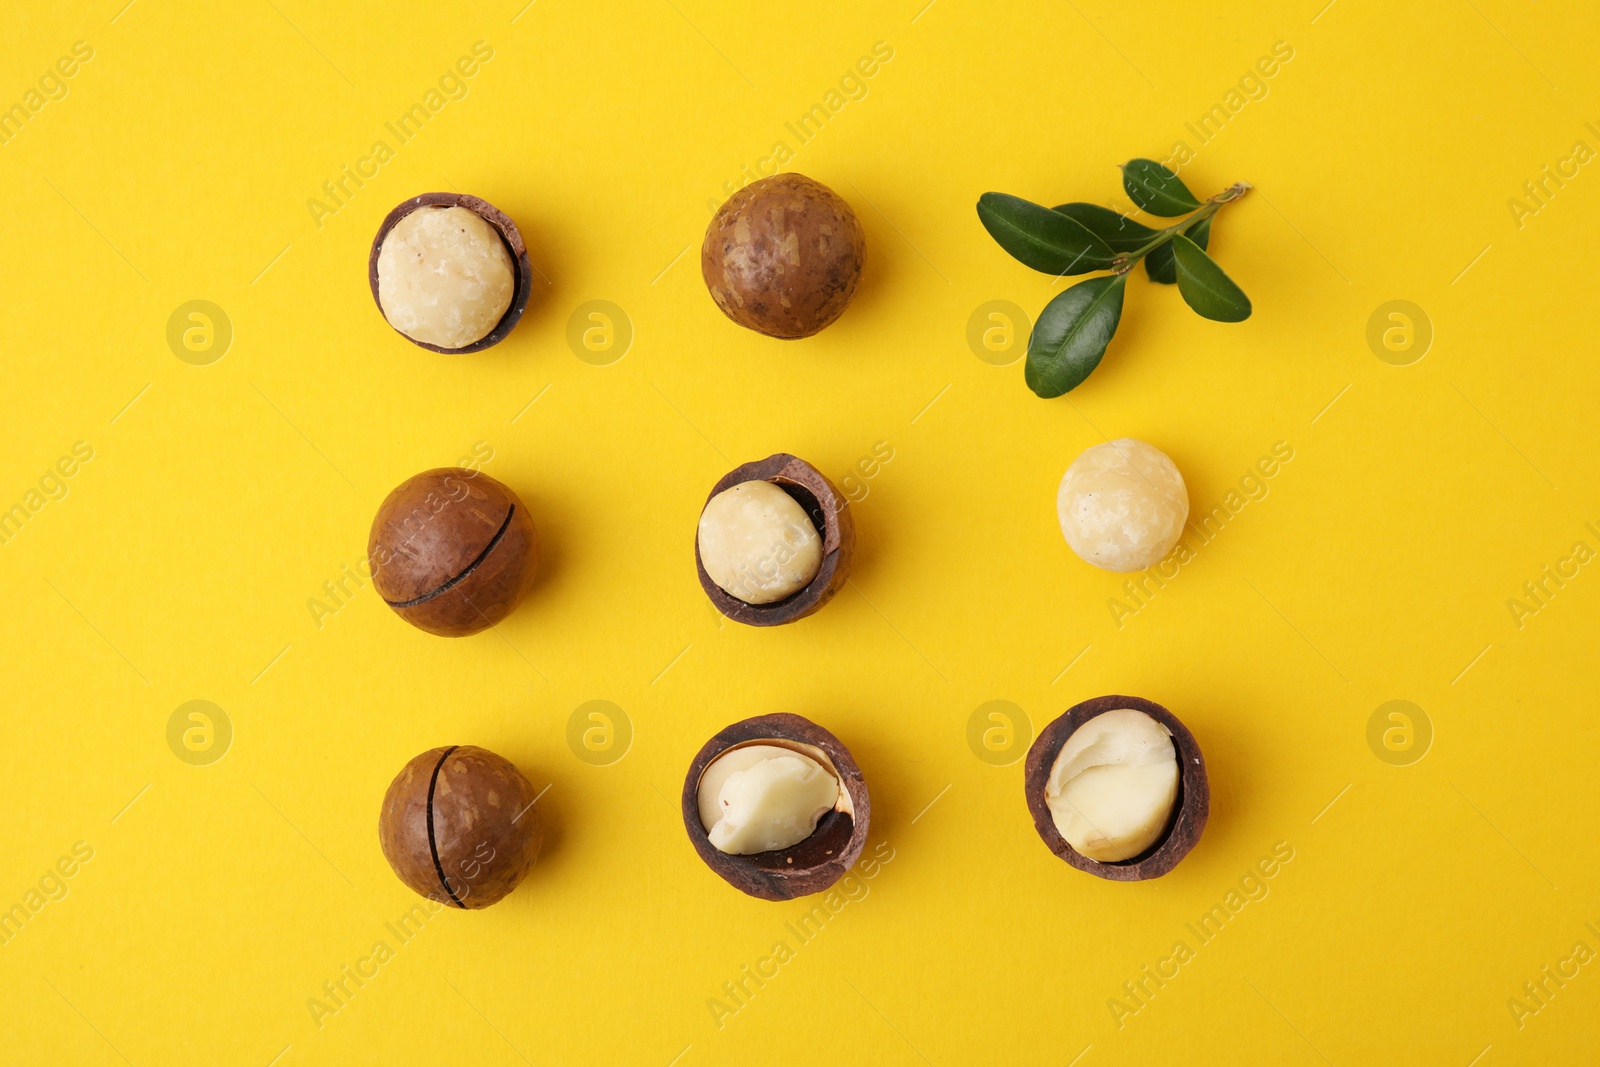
[1111,182,1252,275]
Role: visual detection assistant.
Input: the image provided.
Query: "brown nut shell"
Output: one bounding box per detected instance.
[694,454,854,627]
[368,468,539,637]
[1024,695,1209,881]
[378,745,543,909]
[369,192,534,353]
[701,173,865,339]
[681,713,870,901]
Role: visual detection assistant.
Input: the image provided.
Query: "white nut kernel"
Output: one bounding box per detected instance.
[377,206,514,349]
[697,480,822,604]
[1057,438,1188,572]
[697,743,842,855]
[1046,709,1178,862]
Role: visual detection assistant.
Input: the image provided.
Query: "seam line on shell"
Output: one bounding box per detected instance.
[386,505,516,609]
[426,746,466,908]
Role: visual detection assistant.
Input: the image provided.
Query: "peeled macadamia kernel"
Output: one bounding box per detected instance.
[1045,709,1179,863]
[697,743,842,855]
[697,480,822,604]
[1057,438,1188,572]
[376,206,515,349]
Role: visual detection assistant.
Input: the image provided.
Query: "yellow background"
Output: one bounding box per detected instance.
[3,0,1597,1063]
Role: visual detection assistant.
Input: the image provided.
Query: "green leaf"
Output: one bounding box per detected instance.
[977,193,1116,275]
[1120,159,1202,217]
[1024,274,1127,398]
[1145,215,1211,284]
[1171,233,1251,322]
[1051,203,1157,253]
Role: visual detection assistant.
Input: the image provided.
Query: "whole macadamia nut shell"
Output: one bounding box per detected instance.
[694,454,854,626]
[369,192,533,353]
[368,468,539,637]
[701,173,865,339]
[378,745,543,909]
[682,713,870,901]
[1024,695,1208,881]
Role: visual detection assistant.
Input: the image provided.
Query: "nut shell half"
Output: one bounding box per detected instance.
[369,192,534,353]
[368,468,539,637]
[378,745,543,909]
[701,173,865,339]
[694,454,854,626]
[682,713,870,900]
[1023,695,1208,881]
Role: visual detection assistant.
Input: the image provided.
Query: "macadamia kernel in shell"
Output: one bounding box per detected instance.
[376,206,515,349]
[1057,438,1188,572]
[1045,709,1179,863]
[697,743,842,855]
[697,480,822,604]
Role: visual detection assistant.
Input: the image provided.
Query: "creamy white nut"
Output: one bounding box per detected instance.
[697,743,842,854]
[1046,709,1178,862]
[1057,438,1188,572]
[697,480,822,604]
[376,206,514,349]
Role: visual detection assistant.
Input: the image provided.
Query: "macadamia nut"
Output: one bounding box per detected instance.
[697,480,822,604]
[367,468,538,637]
[378,745,542,908]
[697,744,842,854]
[376,206,514,349]
[1057,438,1188,572]
[701,172,865,339]
[1045,709,1178,862]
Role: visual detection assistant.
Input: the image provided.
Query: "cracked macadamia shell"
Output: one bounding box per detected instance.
[376,205,515,349]
[694,454,855,627]
[1057,438,1188,572]
[367,468,539,637]
[368,193,533,353]
[378,745,542,909]
[701,173,865,339]
[1025,695,1209,881]
[682,714,870,900]
[697,480,823,604]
